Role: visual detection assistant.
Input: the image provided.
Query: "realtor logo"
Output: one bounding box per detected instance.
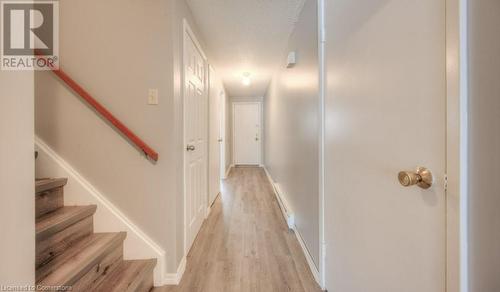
[1,0,59,70]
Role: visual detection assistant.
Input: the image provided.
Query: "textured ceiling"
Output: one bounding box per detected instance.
[186,0,306,97]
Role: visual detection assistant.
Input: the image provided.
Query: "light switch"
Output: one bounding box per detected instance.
[148,89,159,105]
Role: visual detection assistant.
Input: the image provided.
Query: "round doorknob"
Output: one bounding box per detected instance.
[186,145,196,151]
[398,167,433,189]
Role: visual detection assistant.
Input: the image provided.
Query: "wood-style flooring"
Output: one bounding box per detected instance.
[154,167,322,292]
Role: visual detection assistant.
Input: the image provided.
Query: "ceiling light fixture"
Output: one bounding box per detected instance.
[242,72,251,86]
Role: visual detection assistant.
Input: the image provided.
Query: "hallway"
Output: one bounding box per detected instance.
[156,167,321,292]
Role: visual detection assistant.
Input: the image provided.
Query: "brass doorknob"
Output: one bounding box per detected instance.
[186,145,196,151]
[398,167,433,189]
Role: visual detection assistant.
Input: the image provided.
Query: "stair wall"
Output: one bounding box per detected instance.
[0,67,36,287]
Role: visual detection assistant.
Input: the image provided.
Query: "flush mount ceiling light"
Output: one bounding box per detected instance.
[242,72,251,86]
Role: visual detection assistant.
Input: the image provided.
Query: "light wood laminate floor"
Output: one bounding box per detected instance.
[154,167,322,292]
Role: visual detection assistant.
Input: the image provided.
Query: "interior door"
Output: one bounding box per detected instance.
[324,1,446,292]
[208,66,221,206]
[184,26,207,253]
[233,102,261,165]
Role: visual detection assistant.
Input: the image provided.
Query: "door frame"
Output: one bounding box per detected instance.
[182,18,208,255]
[317,0,326,289]
[232,101,263,166]
[207,64,223,209]
[220,90,226,179]
[445,0,469,291]
[317,0,468,291]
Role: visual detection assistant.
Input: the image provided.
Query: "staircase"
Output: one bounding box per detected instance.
[35,178,156,291]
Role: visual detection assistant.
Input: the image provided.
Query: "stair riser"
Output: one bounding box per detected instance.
[36,187,64,218]
[36,216,94,270]
[71,245,124,291]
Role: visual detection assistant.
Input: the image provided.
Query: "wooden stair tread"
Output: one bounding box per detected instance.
[36,178,68,193]
[94,259,157,292]
[37,232,126,287]
[36,205,97,240]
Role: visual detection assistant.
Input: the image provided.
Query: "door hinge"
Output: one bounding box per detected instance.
[444,174,448,192]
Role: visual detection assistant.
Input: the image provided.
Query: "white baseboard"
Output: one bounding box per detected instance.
[224,164,234,179]
[292,224,320,285]
[35,136,167,286]
[262,166,320,285]
[162,256,186,285]
[263,167,295,228]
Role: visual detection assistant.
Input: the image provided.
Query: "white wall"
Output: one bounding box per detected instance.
[264,0,319,267]
[35,0,176,272]
[0,71,35,286]
[468,1,500,290]
[35,0,209,275]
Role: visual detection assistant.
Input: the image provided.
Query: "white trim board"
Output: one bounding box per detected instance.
[263,167,295,229]
[35,136,167,287]
[224,164,234,179]
[263,167,320,285]
[231,96,264,102]
[219,86,227,182]
[162,256,187,285]
[317,0,326,288]
[445,0,468,291]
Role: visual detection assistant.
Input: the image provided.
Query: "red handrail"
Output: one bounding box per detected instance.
[37,56,159,162]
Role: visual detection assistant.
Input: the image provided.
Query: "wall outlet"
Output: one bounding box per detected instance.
[148,89,159,105]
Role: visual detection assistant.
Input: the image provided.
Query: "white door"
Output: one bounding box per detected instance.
[324,1,446,292]
[208,66,221,206]
[233,102,261,165]
[184,23,207,253]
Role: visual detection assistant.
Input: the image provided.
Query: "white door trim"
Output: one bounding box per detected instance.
[232,101,263,166]
[445,0,469,291]
[220,90,227,179]
[207,64,224,209]
[317,0,326,289]
[182,18,208,255]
